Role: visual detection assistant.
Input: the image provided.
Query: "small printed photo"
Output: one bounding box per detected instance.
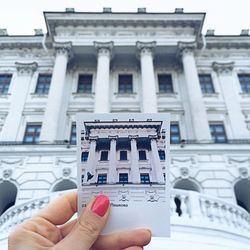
[77,113,170,236]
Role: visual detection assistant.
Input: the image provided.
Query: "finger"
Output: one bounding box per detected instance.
[54,195,110,250]
[59,219,77,238]
[92,229,151,250]
[36,191,77,225]
[124,247,143,250]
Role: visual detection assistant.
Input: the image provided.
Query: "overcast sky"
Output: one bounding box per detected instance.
[0,0,249,36]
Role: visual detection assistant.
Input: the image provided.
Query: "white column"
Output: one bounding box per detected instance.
[136,41,157,113]
[84,138,97,184]
[108,136,117,183]
[94,41,113,113]
[39,42,72,142]
[178,42,211,141]
[129,136,140,183]
[149,136,164,184]
[0,62,38,141]
[213,62,249,138]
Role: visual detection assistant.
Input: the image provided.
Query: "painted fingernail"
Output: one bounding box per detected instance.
[91,195,110,217]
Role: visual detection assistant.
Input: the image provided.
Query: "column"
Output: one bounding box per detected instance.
[94,41,113,113]
[149,136,164,184]
[178,41,211,141]
[213,62,249,138]
[84,138,97,184]
[136,41,157,113]
[0,62,38,141]
[39,42,72,142]
[129,136,140,183]
[108,136,117,183]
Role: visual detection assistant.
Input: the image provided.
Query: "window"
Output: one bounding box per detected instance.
[238,74,250,93]
[77,74,92,93]
[158,74,173,93]
[199,74,215,94]
[23,123,41,144]
[210,123,227,143]
[81,152,89,162]
[119,173,128,184]
[120,151,127,160]
[35,74,51,94]
[100,151,108,161]
[158,150,165,160]
[118,74,133,94]
[170,123,181,144]
[97,174,107,184]
[140,173,150,184]
[70,123,76,145]
[139,150,147,160]
[0,74,12,94]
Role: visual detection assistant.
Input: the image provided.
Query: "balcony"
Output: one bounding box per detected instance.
[0,189,250,249]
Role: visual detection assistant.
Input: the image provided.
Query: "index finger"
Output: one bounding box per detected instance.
[35,191,77,225]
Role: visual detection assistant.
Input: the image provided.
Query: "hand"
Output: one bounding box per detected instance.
[8,192,151,250]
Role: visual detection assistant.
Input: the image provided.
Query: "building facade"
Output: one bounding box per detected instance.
[0,7,250,249]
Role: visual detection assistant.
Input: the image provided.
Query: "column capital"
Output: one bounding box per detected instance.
[108,135,118,141]
[53,42,73,59]
[212,61,234,75]
[94,41,113,57]
[177,41,197,57]
[15,62,38,76]
[149,135,158,141]
[136,41,156,57]
[89,136,98,141]
[128,135,139,141]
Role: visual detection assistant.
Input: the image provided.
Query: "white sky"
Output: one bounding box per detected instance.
[0,0,249,36]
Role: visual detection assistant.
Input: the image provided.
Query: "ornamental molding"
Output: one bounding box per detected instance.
[136,41,156,57]
[53,41,73,59]
[0,159,24,166]
[94,41,114,58]
[55,158,76,165]
[212,61,234,74]
[2,169,13,179]
[177,41,197,57]
[15,62,38,75]
[238,167,249,178]
[62,167,72,177]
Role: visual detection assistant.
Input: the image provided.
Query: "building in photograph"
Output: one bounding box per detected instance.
[0,7,250,249]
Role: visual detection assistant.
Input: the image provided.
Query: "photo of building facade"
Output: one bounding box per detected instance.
[0,7,250,249]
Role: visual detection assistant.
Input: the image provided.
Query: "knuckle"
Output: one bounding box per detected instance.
[78,218,99,238]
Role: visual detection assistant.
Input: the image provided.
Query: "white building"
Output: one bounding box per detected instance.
[0,7,250,249]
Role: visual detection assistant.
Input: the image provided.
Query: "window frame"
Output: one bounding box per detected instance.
[198,74,215,94]
[118,74,133,94]
[170,123,181,144]
[70,123,76,145]
[119,173,129,184]
[35,74,52,94]
[97,174,107,184]
[0,74,12,95]
[77,74,93,94]
[81,152,89,162]
[23,123,41,144]
[100,151,109,161]
[138,150,147,161]
[158,150,166,161]
[140,173,150,184]
[238,74,250,94]
[157,74,174,94]
[119,150,128,161]
[209,123,227,143]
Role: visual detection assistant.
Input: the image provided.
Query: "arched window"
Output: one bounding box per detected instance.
[0,181,17,216]
[173,179,200,192]
[52,180,77,192]
[234,179,250,213]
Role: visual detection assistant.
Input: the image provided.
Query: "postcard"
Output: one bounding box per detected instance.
[76,113,170,237]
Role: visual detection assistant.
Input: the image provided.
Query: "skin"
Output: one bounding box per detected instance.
[8,192,152,250]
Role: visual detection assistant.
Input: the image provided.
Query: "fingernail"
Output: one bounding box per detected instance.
[91,195,110,217]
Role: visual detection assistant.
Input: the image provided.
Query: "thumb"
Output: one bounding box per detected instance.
[55,195,110,250]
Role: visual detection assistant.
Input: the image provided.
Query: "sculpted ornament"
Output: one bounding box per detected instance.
[177,41,197,57]
[3,169,13,179]
[212,61,234,75]
[239,167,248,178]
[118,190,130,202]
[62,167,71,177]
[146,190,160,202]
[53,42,73,59]
[136,41,156,57]
[180,167,189,178]
[15,62,38,76]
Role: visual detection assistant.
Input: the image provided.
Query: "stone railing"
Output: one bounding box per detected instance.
[1,189,250,239]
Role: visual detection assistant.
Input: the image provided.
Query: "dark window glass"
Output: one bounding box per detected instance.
[0,74,12,94]
[163,173,166,181]
[120,151,127,160]
[118,74,133,94]
[23,124,41,144]
[171,123,181,144]
[199,74,215,94]
[77,74,92,93]
[139,150,147,160]
[70,124,76,145]
[210,123,227,143]
[119,173,128,184]
[158,74,173,93]
[238,74,250,93]
[35,74,51,94]
[158,150,165,160]
[97,174,107,184]
[140,173,150,184]
[100,151,108,161]
[81,152,89,162]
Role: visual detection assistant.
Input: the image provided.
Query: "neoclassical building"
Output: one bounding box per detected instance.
[0,7,250,249]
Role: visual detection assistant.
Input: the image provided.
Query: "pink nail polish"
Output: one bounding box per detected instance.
[91,195,110,217]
